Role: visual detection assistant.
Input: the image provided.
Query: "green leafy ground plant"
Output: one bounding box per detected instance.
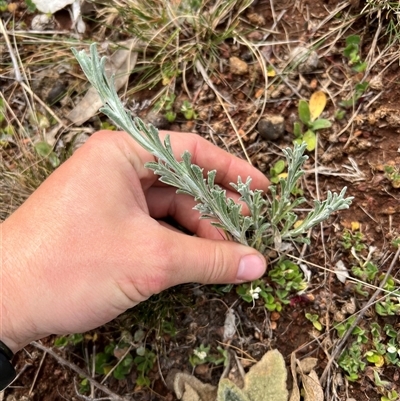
[235,262,308,312]
[343,35,367,73]
[73,44,353,256]
[154,92,177,122]
[189,344,228,368]
[293,91,332,151]
[384,164,400,188]
[338,82,368,110]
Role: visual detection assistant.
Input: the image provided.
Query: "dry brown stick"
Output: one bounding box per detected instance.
[31,341,131,401]
[28,350,47,397]
[320,246,400,385]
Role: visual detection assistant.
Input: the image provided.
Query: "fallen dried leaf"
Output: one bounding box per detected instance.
[309,91,327,121]
[302,370,324,401]
[334,260,349,284]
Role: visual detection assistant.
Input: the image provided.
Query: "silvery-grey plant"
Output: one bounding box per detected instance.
[72,44,353,255]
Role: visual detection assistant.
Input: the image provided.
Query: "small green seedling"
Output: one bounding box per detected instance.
[339,82,368,109]
[384,164,400,188]
[365,350,385,367]
[189,344,228,367]
[269,159,286,184]
[269,259,307,293]
[189,344,210,367]
[54,333,84,347]
[34,141,61,168]
[95,342,135,380]
[154,93,177,122]
[382,390,399,401]
[338,341,366,381]
[100,121,117,131]
[294,91,332,151]
[341,228,366,252]
[334,108,346,121]
[343,35,367,73]
[352,260,378,283]
[134,345,156,386]
[391,237,400,248]
[375,298,400,317]
[24,0,37,12]
[305,313,323,331]
[180,100,197,120]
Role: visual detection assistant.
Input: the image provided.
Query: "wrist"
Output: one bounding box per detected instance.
[1,220,43,354]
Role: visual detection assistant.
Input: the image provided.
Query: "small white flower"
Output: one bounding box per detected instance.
[387,345,398,354]
[194,350,207,360]
[249,286,262,300]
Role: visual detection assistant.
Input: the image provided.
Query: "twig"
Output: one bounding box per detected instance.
[74,380,117,401]
[320,246,400,385]
[0,19,22,82]
[100,344,133,385]
[29,350,47,397]
[31,341,131,401]
[0,18,67,131]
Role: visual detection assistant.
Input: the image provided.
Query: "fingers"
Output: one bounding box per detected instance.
[144,227,267,293]
[157,130,270,191]
[92,130,269,192]
[145,186,251,239]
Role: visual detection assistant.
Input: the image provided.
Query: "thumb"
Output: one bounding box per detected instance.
[163,229,267,287]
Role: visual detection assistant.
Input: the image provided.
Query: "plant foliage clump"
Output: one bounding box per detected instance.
[73,44,353,254]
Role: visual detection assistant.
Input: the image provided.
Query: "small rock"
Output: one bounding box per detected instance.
[180,121,196,132]
[341,298,356,315]
[290,46,319,74]
[333,310,345,322]
[229,56,249,75]
[247,31,264,41]
[310,78,318,89]
[194,364,209,376]
[257,115,285,141]
[270,84,286,99]
[246,12,266,26]
[369,75,383,90]
[144,110,169,129]
[31,14,55,31]
[72,132,90,153]
[7,3,18,13]
[45,81,67,105]
[270,311,280,321]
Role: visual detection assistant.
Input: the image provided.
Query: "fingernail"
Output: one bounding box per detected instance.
[236,254,266,282]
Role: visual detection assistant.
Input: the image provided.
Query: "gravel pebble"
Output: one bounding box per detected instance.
[257,115,285,141]
[229,56,249,75]
[290,46,319,74]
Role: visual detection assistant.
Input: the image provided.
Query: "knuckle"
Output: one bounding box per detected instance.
[144,231,176,294]
[86,130,119,148]
[205,243,228,284]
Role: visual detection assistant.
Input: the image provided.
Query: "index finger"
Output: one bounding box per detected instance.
[157,130,270,191]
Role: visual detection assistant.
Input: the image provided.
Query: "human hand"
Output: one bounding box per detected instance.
[1,130,268,353]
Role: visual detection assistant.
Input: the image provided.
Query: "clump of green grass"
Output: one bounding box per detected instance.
[0,96,54,220]
[95,0,254,93]
[362,0,400,42]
